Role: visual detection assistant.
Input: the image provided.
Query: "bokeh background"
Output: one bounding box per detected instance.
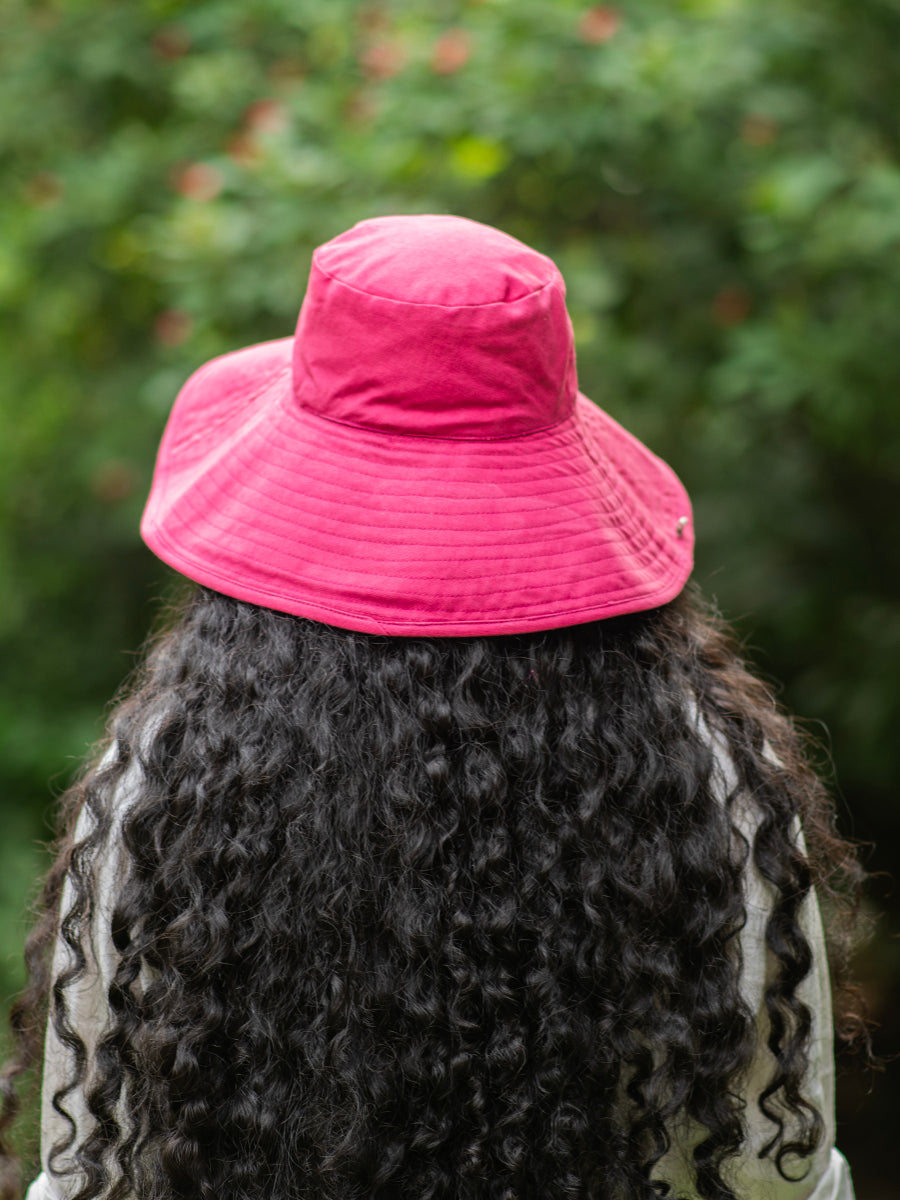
[1,0,898,1193]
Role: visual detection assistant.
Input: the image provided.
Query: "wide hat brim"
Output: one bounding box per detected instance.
[141,336,693,637]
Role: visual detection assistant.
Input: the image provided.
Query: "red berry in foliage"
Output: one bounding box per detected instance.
[360,37,406,80]
[578,6,621,43]
[431,29,472,75]
[171,162,224,201]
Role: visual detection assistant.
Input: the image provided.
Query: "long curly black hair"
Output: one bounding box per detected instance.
[1,583,869,1200]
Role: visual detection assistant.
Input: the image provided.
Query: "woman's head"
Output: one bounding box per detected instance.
[0,218,870,1200]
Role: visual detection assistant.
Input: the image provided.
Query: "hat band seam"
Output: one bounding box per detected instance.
[287,388,578,443]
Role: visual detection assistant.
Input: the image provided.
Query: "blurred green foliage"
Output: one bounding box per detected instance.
[2,0,899,1190]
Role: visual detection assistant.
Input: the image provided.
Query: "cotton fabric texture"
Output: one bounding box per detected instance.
[25,732,854,1200]
[141,214,694,636]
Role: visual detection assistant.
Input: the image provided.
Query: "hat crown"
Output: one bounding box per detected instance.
[315,214,553,307]
[291,215,578,439]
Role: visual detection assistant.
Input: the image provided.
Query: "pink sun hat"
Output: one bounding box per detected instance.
[141,214,693,636]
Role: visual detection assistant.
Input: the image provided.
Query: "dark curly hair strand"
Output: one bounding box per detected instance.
[0,584,870,1200]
